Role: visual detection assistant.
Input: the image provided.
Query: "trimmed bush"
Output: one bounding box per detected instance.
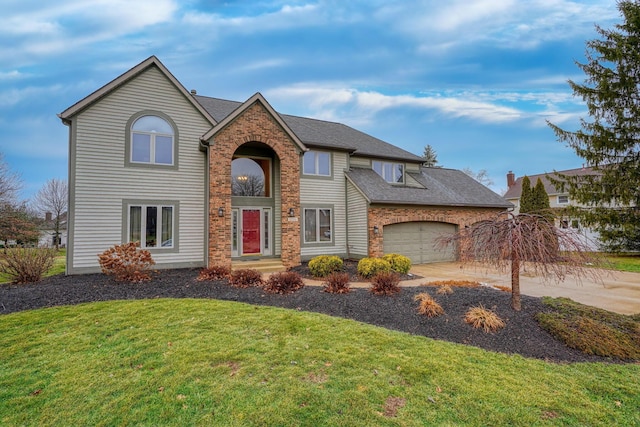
[357,257,391,279]
[436,285,453,295]
[464,305,505,333]
[0,247,57,284]
[370,271,400,295]
[197,266,231,282]
[382,253,412,274]
[230,269,263,288]
[323,272,351,294]
[263,271,305,294]
[98,242,155,283]
[308,255,343,278]
[414,292,445,317]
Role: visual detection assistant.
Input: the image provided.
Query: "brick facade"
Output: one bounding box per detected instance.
[208,101,301,268]
[367,205,504,257]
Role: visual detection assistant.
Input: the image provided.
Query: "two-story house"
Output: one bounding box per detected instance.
[59,56,512,274]
[504,168,601,249]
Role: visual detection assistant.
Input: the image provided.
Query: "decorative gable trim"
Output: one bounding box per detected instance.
[202,92,307,153]
[58,56,217,126]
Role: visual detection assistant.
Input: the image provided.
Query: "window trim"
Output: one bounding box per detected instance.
[372,160,405,184]
[125,110,179,170]
[122,199,179,253]
[301,204,334,247]
[302,150,332,178]
[557,195,569,204]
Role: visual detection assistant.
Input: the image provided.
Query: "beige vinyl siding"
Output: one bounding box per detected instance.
[69,66,210,272]
[406,173,425,188]
[405,163,421,173]
[346,180,369,257]
[350,156,371,168]
[299,152,348,257]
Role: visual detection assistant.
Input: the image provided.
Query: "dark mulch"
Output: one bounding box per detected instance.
[0,268,622,364]
[289,259,419,282]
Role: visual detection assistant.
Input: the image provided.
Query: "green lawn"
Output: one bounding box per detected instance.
[602,253,640,273]
[1,299,638,426]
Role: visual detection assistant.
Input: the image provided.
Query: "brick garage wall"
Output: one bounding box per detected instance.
[367,205,505,257]
[208,101,301,268]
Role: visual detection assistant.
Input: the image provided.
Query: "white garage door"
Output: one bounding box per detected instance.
[383,222,457,264]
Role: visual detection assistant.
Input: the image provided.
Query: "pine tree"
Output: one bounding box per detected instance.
[533,178,552,219]
[519,176,533,213]
[548,1,640,251]
[422,144,438,167]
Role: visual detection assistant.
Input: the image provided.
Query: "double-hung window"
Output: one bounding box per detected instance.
[303,151,331,176]
[372,160,404,183]
[557,195,569,204]
[131,115,174,165]
[303,208,332,243]
[128,203,174,249]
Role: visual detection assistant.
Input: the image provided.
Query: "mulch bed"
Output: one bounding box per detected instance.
[289,259,419,282]
[0,268,623,364]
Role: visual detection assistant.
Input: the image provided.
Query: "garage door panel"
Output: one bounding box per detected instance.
[383,222,457,264]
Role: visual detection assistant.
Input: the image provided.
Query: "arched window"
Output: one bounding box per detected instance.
[231,157,269,196]
[130,115,174,165]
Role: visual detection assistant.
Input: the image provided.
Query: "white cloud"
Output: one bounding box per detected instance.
[0,70,25,80]
[0,84,64,108]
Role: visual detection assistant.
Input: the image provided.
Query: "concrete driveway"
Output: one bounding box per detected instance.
[408,262,640,315]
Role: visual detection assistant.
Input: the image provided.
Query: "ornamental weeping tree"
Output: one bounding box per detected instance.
[548,1,640,251]
[438,212,604,311]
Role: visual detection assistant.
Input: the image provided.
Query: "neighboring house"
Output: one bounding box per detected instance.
[504,168,601,249]
[59,56,512,274]
[38,211,68,248]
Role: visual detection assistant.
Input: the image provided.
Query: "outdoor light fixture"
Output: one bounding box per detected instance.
[373,225,379,235]
[288,208,295,217]
[218,207,224,217]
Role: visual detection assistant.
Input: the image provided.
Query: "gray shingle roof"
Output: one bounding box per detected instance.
[194,95,424,163]
[503,166,597,199]
[347,167,513,208]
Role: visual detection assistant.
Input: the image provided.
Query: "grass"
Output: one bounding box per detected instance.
[537,297,640,360]
[0,248,66,284]
[601,253,640,273]
[1,299,639,426]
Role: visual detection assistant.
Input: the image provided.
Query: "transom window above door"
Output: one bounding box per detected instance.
[232,157,270,197]
[131,115,175,165]
[303,150,331,176]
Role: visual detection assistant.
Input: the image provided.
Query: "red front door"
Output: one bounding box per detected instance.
[242,209,261,255]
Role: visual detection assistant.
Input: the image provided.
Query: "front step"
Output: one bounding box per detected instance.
[231,259,287,274]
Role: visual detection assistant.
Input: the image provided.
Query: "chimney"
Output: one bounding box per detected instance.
[45,212,52,222]
[507,171,515,188]
[190,89,197,95]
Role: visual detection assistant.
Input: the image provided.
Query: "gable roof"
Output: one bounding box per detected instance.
[201,93,306,152]
[195,95,424,163]
[504,166,597,199]
[346,167,513,208]
[58,56,217,126]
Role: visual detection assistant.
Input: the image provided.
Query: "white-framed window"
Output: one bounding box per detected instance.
[131,115,174,165]
[558,195,569,204]
[128,203,174,249]
[303,151,331,176]
[303,208,332,243]
[372,160,404,183]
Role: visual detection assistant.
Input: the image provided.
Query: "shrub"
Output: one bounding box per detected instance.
[0,247,57,284]
[464,305,505,333]
[414,292,444,317]
[98,242,155,283]
[323,272,351,294]
[436,285,453,295]
[370,271,400,295]
[197,265,231,282]
[308,255,344,278]
[230,269,263,288]
[263,271,305,294]
[382,253,412,274]
[357,257,391,279]
[426,280,481,288]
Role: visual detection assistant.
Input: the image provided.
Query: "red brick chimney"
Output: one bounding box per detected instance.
[507,171,515,188]
[45,212,52,222]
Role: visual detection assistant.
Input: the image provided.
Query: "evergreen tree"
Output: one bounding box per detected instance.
[533,178,552,220]
[422,144,438,167]
[548,1,640,251]
[519,176,533,213]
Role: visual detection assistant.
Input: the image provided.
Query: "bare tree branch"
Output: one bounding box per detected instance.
[0,153,22,205]
[33,178,68,249]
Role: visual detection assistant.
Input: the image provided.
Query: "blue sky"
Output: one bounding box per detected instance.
[0,0,622,200]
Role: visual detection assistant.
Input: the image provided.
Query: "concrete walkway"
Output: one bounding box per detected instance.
[303,262,640,315]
